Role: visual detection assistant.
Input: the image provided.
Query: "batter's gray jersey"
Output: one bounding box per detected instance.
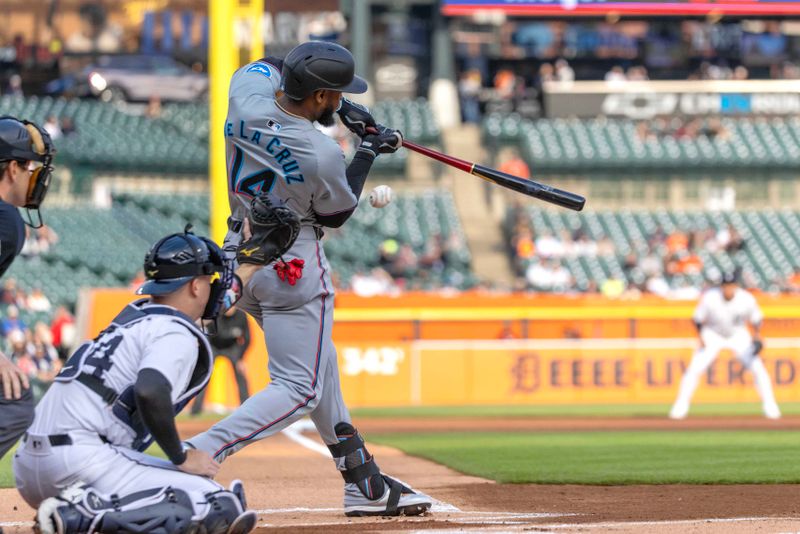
[188,60,356,460]
[222,60,357,254]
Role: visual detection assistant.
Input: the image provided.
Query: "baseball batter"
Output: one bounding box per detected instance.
[186,41,432,516]
[13,228,257,534]
[669,272,781,419]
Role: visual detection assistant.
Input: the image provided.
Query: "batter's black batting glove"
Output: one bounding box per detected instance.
[358,125,403,157]
[752,338,764,356]
[337,98,376,138]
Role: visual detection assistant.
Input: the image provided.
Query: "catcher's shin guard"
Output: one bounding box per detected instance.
[328,423,432,517]
[35,486,194,534]
[201,485,257,534]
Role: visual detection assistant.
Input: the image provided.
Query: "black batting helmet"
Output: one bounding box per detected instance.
[280,41,368,100]
[137,226,240,320]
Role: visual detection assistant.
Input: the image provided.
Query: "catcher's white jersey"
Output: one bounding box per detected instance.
[692,287,763,338]
[27,300,212,449]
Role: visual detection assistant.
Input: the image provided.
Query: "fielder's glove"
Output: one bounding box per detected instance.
[236,193,300,265]
[751,338,764,357]
[358,125,403,157]
[337,98,376,138]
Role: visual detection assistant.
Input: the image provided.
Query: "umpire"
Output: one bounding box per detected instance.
[191,307,251,415]
[0,116,56,460]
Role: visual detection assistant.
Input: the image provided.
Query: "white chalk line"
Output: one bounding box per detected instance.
[539,515,800,530]
[281,420,461,513]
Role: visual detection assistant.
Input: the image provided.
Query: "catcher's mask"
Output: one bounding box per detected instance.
[137,225,241,322]
[0,116,56,228]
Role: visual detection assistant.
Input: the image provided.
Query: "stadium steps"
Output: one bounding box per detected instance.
[441,124,514,285]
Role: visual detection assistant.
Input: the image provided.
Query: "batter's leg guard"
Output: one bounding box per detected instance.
[328,423,432,517]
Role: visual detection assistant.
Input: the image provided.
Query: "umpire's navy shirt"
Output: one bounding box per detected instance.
[0,199,24,278]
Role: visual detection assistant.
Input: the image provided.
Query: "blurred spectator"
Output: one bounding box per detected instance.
[458,69,482,124]
[350,268,397,297]
[26,287,51,312]
[604,66,626,83]
[554,59,574,83]
[1,278,25,307]
[60,117,77,137]
[537,63,555,84]
[50,305,76,360]
[43,116,62,140]
[6,74,23,97]
[627,66,649,81]
[1,306,26,337]
[498,149,531,180]
[714,224,745,253]
[145,94,163,119]
[7,329,33,370]
[526,259,571,291]
[535,230,564,259]
[419,235,446,272]
[600,277,625,298]
[493,68,516,99]
[19,224,58,258]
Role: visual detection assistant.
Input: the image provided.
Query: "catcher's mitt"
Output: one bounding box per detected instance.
[236,193,300,265]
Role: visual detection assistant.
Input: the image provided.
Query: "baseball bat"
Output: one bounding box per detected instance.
[401,140,585,211]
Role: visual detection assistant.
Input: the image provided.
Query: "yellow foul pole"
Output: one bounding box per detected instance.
[249,0,265,63]
[208,0,237,245]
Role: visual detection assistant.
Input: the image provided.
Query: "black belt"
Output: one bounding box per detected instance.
[23,433,72,447]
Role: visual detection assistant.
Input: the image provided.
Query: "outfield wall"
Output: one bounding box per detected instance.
[83,290,800,408]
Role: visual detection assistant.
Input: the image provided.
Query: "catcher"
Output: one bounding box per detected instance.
[13,211,297,534]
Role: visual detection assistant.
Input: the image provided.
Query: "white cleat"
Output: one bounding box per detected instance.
[343,475,432,517]
[668,406,688,420]
[764,405,782,420]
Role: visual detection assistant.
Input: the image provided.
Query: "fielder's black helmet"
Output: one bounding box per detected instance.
[137,226,239,320]
[280,41,367,100]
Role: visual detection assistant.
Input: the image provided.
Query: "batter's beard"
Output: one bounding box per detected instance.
[317,106,337,127]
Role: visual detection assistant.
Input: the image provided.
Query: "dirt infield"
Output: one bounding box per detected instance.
[1,416,798,533]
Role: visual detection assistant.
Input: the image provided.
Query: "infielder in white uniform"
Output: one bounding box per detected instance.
[13,228,257,534]
[670,272,781,419]
[186,41,432,517]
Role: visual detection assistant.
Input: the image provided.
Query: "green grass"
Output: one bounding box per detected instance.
[0,446,15,488]
[371,430,800,484]
[352,402,800,419]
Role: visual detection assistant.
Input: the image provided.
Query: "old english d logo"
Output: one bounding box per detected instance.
[511,353,540,393]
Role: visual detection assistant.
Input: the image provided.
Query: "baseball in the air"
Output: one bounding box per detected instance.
[369,185,393,208]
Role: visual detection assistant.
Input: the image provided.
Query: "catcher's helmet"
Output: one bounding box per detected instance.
[280,41,367,100]
[137,226,240,320]
[0,116,56,227]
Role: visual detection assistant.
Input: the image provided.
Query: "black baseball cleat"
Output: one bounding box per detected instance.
[227,510,258,534]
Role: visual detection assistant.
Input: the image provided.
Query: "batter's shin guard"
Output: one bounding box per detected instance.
[328,423,386,501]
